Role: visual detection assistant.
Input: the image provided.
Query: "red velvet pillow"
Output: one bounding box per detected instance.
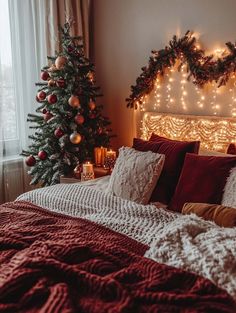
[133,136,200,204]
[169,153,236,212]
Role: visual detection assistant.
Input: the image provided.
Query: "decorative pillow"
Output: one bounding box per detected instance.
[169,153,236,212]
[133,136,200,204]
[182,202,236,228]
[222,167,236,208]
[106,146,165,204]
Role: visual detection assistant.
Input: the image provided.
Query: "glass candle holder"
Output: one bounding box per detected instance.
[81,172,95,181]
[104,150,116,173]
[81,161,94,181]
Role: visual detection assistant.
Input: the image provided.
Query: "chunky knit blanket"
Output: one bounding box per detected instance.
[18,182,236,302]
[17,182,178,245]
[1,201,235,313]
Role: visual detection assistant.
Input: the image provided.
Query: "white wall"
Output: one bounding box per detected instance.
[93,0,236,149]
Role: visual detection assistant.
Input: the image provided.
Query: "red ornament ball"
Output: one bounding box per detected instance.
[25,155,36,167]
[68,45,74,53]
[74,114,85,125]
[41,71,49,81]
[38,90,46,101]
[38,150,47,160]
[43,112,53,121]
[47,94,57,104]
[89,112,96,119]
[42,108,47,114]
[54,127,64,138]
[56,78,65,88]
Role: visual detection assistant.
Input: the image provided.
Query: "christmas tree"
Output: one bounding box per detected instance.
[22,23,113,186]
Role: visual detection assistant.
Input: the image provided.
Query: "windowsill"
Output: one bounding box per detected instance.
[0,155,23,164]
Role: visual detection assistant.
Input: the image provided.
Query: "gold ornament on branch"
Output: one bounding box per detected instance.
[48,64,57,72]
[68,95,80,108]
[70,131,82,144]
[89,100,96,110]
[48,79,55,87]
[55,56,67,70]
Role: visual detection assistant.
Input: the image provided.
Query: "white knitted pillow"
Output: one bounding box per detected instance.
[222,167,236,208]
[106,146,165,204]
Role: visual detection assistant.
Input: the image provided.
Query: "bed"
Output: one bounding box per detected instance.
[1,112,236,312]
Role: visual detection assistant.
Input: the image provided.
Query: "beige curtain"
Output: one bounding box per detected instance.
[45,0,91,57]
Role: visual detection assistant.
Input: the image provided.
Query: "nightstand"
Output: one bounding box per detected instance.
[60,166,109,184]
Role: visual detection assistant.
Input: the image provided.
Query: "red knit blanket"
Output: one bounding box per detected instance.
[0,201,235,313]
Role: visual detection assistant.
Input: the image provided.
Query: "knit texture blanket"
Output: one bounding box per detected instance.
[17,182,178,245]
[145,214,236,301]
[18,183,236,302]
[0,201,235,313]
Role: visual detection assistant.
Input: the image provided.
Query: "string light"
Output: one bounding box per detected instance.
[141,112,236,152]
[136,94,148,112]
[165,68,175,109]
[195,86,205,109]
[180,64,188,111]
[154,77,161,110]
[211,81,220,115]
[230,74,236,117]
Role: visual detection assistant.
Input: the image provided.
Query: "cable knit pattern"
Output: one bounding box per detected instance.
[1,202,235,313]
[18,181,236,301]
[106,146,165,204]
[222,167,236,208]
[145,213,236,301]
[17,182,177,245]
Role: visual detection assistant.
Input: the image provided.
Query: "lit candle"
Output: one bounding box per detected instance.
[83,161,94,174]
[106,149,116,159]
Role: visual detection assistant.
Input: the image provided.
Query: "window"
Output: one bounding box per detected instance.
[0,0,20,158]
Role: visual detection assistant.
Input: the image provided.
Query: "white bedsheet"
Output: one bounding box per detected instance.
[17,179,236,301]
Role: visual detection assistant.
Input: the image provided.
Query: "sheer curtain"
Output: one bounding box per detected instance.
[0,0,91,203]
[0,0,48,203]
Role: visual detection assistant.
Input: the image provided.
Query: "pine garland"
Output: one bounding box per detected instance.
[126,30,236,108]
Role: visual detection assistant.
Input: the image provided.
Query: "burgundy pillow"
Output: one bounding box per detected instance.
[169,153,236,212]
[133,135,200,204]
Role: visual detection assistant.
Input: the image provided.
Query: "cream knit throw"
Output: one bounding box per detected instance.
[145,213,236,301]
[17,181,177,245]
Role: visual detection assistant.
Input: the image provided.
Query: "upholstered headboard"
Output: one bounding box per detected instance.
[141,112,236,153]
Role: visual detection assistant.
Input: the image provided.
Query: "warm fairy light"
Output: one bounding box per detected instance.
[210,81,221,115]
[137,94,148,111]
[141,112,236,153]
[165,71,175,109]
[180,64,188,111]
[154,77,161,110]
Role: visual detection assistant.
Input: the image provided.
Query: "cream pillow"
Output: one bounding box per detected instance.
[106,146,165,204]
[222,167,236,208]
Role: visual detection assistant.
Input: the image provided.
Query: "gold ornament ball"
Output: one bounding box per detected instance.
[48,79,55,87]
[89,100,96,110]
[68,95,80,108]
[70,131,82,144]
[48,64,57,72]
[55,56,67,70]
